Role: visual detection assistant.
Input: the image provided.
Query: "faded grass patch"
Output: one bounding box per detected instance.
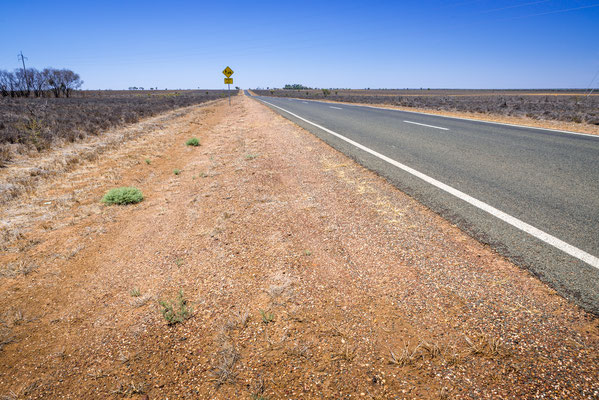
[211,341,240,387]
[0,260,39,278]
[387,333,506,368]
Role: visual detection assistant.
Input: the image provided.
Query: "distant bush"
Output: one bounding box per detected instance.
[186,137,200,146]
[101,187,143,205]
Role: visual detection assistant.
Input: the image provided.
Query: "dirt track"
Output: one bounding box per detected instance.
[1,94,598,399]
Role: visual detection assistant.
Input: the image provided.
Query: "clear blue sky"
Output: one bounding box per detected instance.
[1,0,598,89]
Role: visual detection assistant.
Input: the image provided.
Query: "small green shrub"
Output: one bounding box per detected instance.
[173,169,181,175]
[159,290,191,325]
[145,158,151,164]
[101,187,143,205]
[186,137,200,146]
[130,287,141,297]
[259,309,274,324]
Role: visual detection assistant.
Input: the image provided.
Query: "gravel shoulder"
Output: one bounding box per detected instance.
[0,94,597,399]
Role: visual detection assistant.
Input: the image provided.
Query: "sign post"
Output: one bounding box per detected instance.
[222,66,234,106]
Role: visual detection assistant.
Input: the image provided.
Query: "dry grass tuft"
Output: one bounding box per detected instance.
[465,330,505,358]
[249,375,267,400]
[285,341,312,359]
[388,340,443,367]
[132,294,153,308]
[211,342,240,387]
[331,341,357,362]
[0,327,15,351]
[223,309,250,332]
[0,392,17,400]
[111,381,146,395]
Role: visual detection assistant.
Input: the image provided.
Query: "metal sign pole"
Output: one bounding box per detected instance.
[222,67,234,106]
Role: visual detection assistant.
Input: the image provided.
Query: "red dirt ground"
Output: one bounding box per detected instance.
[0,94,597,399]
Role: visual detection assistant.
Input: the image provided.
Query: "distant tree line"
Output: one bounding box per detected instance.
[0,68,83,98]
[283,83,311,90]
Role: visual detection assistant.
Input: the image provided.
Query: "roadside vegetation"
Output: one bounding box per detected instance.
[0,89,235,166]
[159,290,192,325]
[101,187,144,205]
[253,88,599,126]
[185,137,200,146]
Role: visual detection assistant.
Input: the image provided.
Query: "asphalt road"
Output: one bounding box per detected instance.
[246,91,599,315]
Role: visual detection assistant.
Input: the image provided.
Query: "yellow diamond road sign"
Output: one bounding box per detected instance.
[222,66,234,78]
[224,78,233,84]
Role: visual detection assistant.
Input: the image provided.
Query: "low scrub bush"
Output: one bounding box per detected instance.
[101,187,144,205]
[159,290,191,325]
[186,137,200,146]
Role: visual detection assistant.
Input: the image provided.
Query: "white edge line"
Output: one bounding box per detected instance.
[404,120,449,131]
[258,98,599,269]
[260,96,598,139]
[329,106,343,110]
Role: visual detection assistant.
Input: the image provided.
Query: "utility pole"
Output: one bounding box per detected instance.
[18,51,29,93]
[584,65,599,98]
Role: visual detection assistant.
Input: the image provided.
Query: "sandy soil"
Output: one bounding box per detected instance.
[247,91,599,136]
[0,94,598,399]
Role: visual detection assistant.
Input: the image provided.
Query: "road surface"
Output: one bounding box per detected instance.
[247,91,599,314]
